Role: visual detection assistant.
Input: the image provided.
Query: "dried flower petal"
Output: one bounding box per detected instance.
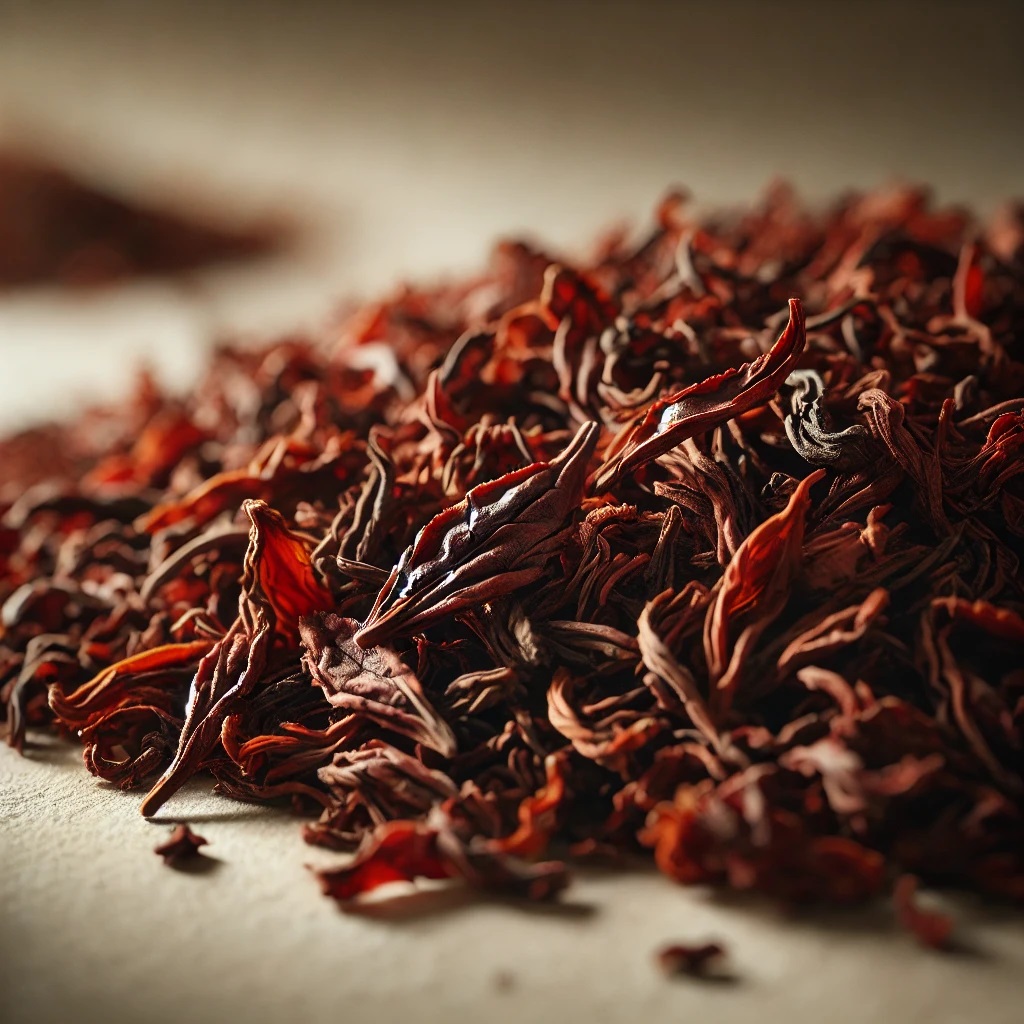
[355,421,598,648]
[591,299,806,491]
[3,184,1023,924]
[154,824,208,866]
[656,941,727,978]
[300,613,456,756]
[893,875,954,950]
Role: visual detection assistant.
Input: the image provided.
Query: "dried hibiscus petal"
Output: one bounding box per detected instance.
[139,501,331,816]
[314,813,569,907]
[893,875,954,950]
[354,421,598,648]
[2,184,1022,927]
[154,824,208,866]
[300,613,456,756]
[591,299,806,491]
[656,941,728,978]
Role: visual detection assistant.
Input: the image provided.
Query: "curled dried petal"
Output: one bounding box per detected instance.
[300,613,456,756]
[591,299,806,491]
[355,421,598,648]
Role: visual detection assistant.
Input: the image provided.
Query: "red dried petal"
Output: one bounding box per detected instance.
[154,824,208,866]
[355,421,598,648]
[893,875,954,950]
[591,298,806,491]
[656,941,727,977]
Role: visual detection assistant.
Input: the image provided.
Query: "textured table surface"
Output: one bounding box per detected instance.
[4,738,1024,1024]
[1,4,1022,1022]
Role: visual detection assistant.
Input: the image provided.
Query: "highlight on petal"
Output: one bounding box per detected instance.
[591,298,806,491]
[704,468,824,715]
[300,613,456,756]
[354,421,598,648]
[48,640,213,729]
[241,499,332,638]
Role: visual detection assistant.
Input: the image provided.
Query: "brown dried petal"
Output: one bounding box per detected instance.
[355,421,598,648]
[591,299,806,491]
[154,824,208,866]
[300,613,456,756]
[893,875,954,950]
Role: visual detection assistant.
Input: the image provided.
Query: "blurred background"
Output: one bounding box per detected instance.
[0,0,1020,427]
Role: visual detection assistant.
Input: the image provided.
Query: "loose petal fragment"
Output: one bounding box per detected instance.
[300,613,456,756]
[154,824,208,866]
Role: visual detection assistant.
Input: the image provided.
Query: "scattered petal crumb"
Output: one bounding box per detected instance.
[154,824,209,866]
[893,875,954,950]
[657,941,727,978]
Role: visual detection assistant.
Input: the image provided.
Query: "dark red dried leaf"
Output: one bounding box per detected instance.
[591,299,806,491]
[138,501,331,816]
[354,421,598,648]
[315,814,569,907]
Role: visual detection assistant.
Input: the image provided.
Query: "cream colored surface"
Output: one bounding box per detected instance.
[4,739,1023,1024]
[1,4,1022,1022]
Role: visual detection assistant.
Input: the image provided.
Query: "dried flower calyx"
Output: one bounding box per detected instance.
[2,184,1022,918]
